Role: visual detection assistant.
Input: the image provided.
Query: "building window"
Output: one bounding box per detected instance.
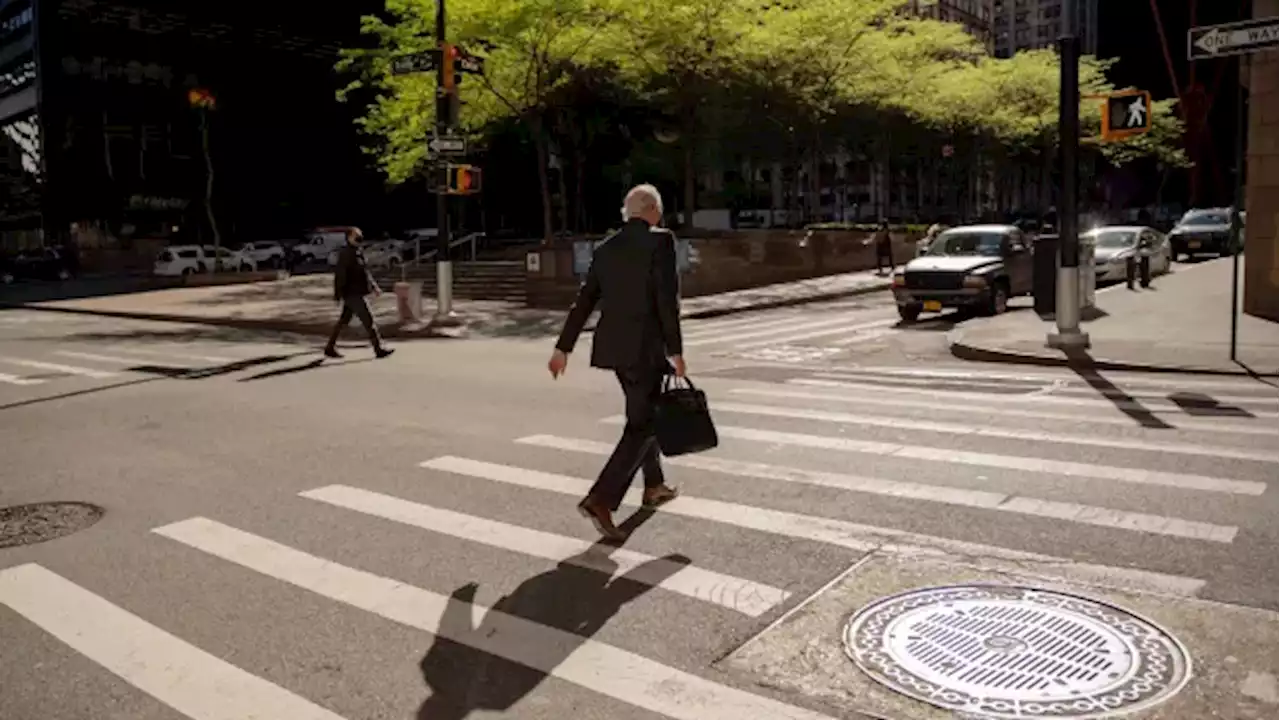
[0,57,34,98]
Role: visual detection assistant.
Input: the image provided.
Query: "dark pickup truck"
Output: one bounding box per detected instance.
[891,224,1034,323]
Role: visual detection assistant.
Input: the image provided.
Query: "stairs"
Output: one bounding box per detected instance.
[382,261,526,302]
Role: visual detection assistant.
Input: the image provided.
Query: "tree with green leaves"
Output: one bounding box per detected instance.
[339,0,620,242]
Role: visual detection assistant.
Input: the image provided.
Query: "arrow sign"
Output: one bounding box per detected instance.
[458,55,485,74]
[1189,17,1279,60]
[428,135,467,155]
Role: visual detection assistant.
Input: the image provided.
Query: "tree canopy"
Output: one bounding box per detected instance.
[339,0,1188,234]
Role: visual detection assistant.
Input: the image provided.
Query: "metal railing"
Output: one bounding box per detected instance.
[398,232,485,281]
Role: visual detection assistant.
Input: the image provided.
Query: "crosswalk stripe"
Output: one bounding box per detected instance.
[685,316,886,348]
[794,377,1280,419]
[0,563,349,720]
[103,346,238,363]
[154,517,840,720]
[682,313,799,340]
[741,385,1279,436]
[828,327,899,347]
[0,356,117,379]
[603,418,1266,496]
[813,371,1279,407]
[0,371,43,386]
[56,350,188,367]
[301,484,789,617]
[418,456,1207,597]
[823,365,1280,394]
[731,319,897,350]
[517,435,1238,543]
[711,400,1278,462]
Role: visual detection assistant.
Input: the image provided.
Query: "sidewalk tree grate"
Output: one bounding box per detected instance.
[0,502,104,548]
[843,584,1191,718]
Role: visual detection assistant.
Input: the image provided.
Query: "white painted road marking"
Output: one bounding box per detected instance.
[57,350,189,367]
[154,517,841,720]
[301,484,788,617]
[685,316,890,348]
[794,377,1280,419]
[711,400,1278,462]
[0,371,44,386]
[0,356,117,379]
[518,435,1238,543]
[822,365,1280,394]
[419,456,1206,597]
[751,384,1279,436]
[615,418,1267,496]
[731,319,897,349]
[105,346,239,364]
[0,563,349,720]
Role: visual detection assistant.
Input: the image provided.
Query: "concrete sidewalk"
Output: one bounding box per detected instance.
[949,257,1279,376]
[2,269,891,340]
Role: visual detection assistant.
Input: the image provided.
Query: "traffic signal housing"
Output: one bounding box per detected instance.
[441,43,463,92]
[1101,90,1152,141]
[433,163,482,195]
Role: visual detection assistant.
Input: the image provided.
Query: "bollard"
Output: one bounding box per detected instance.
[393,281,423,324]
[1125,256,1136,290]
[1139,255,1151,288]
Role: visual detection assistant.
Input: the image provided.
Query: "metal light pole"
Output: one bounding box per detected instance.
[1047,0,1090,350]
[430,0,459,327]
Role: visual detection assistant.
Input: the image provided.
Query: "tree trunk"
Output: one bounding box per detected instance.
[199,110,220,269]
[573,144,587,233]
[530,115,554,245]
[682,138,696,228]
[556,156,570,236]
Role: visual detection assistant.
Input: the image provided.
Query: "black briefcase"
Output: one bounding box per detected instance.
[654,375,719,457]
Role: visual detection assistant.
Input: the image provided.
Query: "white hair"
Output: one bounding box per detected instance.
[621,184,663,221]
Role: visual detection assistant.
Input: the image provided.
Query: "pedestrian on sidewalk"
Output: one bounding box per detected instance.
[874,219,895,275]
[324,227,394,360]
[548,184,685,541]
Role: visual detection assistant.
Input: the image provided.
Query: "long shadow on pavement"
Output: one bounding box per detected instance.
[238,357,374,382]
[0,377,161,412]
[1067,355,1175,429]
[415,509,688,719]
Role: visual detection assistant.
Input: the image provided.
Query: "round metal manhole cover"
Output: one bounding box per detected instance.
[0,502,104,548]
[843,585,1191,719]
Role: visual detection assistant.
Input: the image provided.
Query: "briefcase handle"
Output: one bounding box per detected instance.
[662,374,699,393]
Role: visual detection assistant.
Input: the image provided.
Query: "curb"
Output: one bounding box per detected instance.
[947,331,1279,378]
[0,302,456,340]
[680,281,891,320]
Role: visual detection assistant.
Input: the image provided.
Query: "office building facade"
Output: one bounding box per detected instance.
[993,0,1097,57]
[907,0,996,53]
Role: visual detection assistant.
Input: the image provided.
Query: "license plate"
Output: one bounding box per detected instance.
[1187,240,1200,249]
[923,300,942,311]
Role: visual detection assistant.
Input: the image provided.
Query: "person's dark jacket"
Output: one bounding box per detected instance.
[333,244,372,300]
[555,219,683,370]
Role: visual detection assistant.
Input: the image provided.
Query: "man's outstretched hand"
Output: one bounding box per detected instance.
[548,349,568,379]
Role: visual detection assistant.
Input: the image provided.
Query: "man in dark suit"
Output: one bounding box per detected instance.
[549,184,685,540]
[325,227,394,359]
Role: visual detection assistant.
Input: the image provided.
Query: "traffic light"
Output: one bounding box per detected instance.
[441,43,463,92]
[1101,90,1151,141]
[433,164,482,195]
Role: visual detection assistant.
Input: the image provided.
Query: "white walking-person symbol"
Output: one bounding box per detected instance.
[1126,97,1147,127]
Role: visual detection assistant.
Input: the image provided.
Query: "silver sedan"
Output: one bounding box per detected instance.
[1086,226,1173,283]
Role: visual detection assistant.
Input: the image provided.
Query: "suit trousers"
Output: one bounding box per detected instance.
[588,363,668,511]
[327,295,383,349]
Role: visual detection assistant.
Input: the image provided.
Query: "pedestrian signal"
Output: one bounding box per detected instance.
[1102,90,1151,141]
[433,164,482,195]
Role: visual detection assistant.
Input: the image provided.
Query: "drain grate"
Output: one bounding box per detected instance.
[0,502,104,548]
[844,585,1191,718]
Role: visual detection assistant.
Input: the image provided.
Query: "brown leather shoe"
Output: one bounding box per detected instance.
[577,497,626,541]
[642,485,679,508]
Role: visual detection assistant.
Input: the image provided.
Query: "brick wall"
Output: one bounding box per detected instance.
[1244,0,1278,321]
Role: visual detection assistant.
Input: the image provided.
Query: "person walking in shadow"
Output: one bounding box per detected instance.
[874,219,895,275]
[548,184,685,541]
[324,227,393,360]
[417,549,691,719]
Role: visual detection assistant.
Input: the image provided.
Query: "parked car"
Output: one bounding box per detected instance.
[293,227,352,266]
[1168,208,1238,259]
[239,241,288,268]
[891,224,1033,322]
[1086,226,1172,283]
[0,247,74,284]
[153,245,256,276]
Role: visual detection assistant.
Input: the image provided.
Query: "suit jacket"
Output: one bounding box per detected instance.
[333,244,372,300]
[555,219,683,370]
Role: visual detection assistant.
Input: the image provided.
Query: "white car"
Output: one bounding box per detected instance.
[295,228,351,265]
[154,245,208,276]
[201,245,257,272]
[239,241,287,268]
[1086,226,1172,284]
[363,240,406,269]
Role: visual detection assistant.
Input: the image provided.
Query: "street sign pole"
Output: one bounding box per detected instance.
[430,0,459,328]
[1229,52,1246,362]
[1047,0,1089,351]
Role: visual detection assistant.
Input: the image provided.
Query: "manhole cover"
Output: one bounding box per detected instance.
[843,584,1191,719]
[0,502,104,548]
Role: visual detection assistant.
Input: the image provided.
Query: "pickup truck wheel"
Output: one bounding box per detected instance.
[897,304,921,323]
[986,282,1009,316]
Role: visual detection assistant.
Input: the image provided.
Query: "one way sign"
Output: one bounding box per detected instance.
[1102,90,1151,141]
[1189,17,1279,60]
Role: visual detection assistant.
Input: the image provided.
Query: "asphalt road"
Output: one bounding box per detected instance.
[0,295,1275,720]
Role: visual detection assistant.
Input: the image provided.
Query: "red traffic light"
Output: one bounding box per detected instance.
[187,87,216,109]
